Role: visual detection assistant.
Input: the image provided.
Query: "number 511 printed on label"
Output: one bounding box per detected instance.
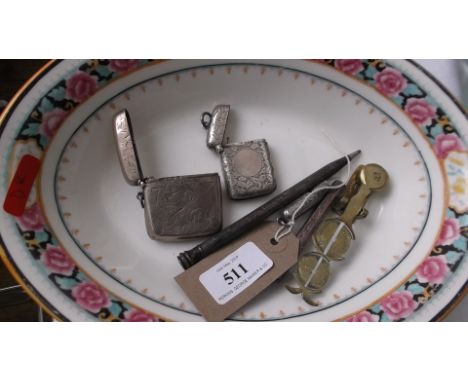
[199,242,273,305]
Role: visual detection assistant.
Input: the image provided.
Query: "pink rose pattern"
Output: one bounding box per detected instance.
[346,311,378,322]
[437,217,460,245]
[417,256,449,284]
[17,203,45,231]
[380,291,417,321]
[41,246,75,276]
[335,59,364,75]
[40,108,69,138]
[71,281,110,313]
[124,309,157,322]
[65,71,97,103]
[375,67,408,97]
[11,59,466,321]
[434,133,464,159]
[404,98,436,126]
[109,59,139,73]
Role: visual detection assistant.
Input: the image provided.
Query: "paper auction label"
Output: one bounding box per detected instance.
[175,222,299,321]
[199,242,273,305]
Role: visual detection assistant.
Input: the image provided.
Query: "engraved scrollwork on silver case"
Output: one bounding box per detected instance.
[221,139,276,199]
[202,104,277,200]
[144,174,223,241]
[113,109,223,241]
[206,104,230,149]
[113,110,143,186]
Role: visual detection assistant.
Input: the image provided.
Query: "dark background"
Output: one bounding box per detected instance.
[0,60,50,321]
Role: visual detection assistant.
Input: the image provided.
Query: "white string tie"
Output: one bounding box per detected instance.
[273,130,353,243]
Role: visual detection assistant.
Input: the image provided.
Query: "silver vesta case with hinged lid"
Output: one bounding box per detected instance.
[201,104,276,200]
[113,110,222,241]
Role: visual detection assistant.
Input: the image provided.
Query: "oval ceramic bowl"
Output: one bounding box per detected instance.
[0,60,466,321]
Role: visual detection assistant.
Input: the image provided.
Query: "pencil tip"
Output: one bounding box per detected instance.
[347,150,361,160]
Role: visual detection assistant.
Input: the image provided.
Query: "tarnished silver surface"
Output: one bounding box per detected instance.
[113,110,143,186]
[178,151,361,269]
[202,104,276,200]
[113,109,223,242]
[144,174,222,241]
[205,104,230,149]
[221,139,276,200]
[279,180,342,224]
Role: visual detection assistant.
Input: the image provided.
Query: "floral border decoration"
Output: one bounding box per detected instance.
[12,59,161,321]
[7,59,468,322]
[314,60,467,322]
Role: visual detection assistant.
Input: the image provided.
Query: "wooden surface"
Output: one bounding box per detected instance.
[0,59,51,321]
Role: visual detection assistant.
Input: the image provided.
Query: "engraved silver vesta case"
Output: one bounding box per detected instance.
[201,105,276,200]
[113,110,222,241]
